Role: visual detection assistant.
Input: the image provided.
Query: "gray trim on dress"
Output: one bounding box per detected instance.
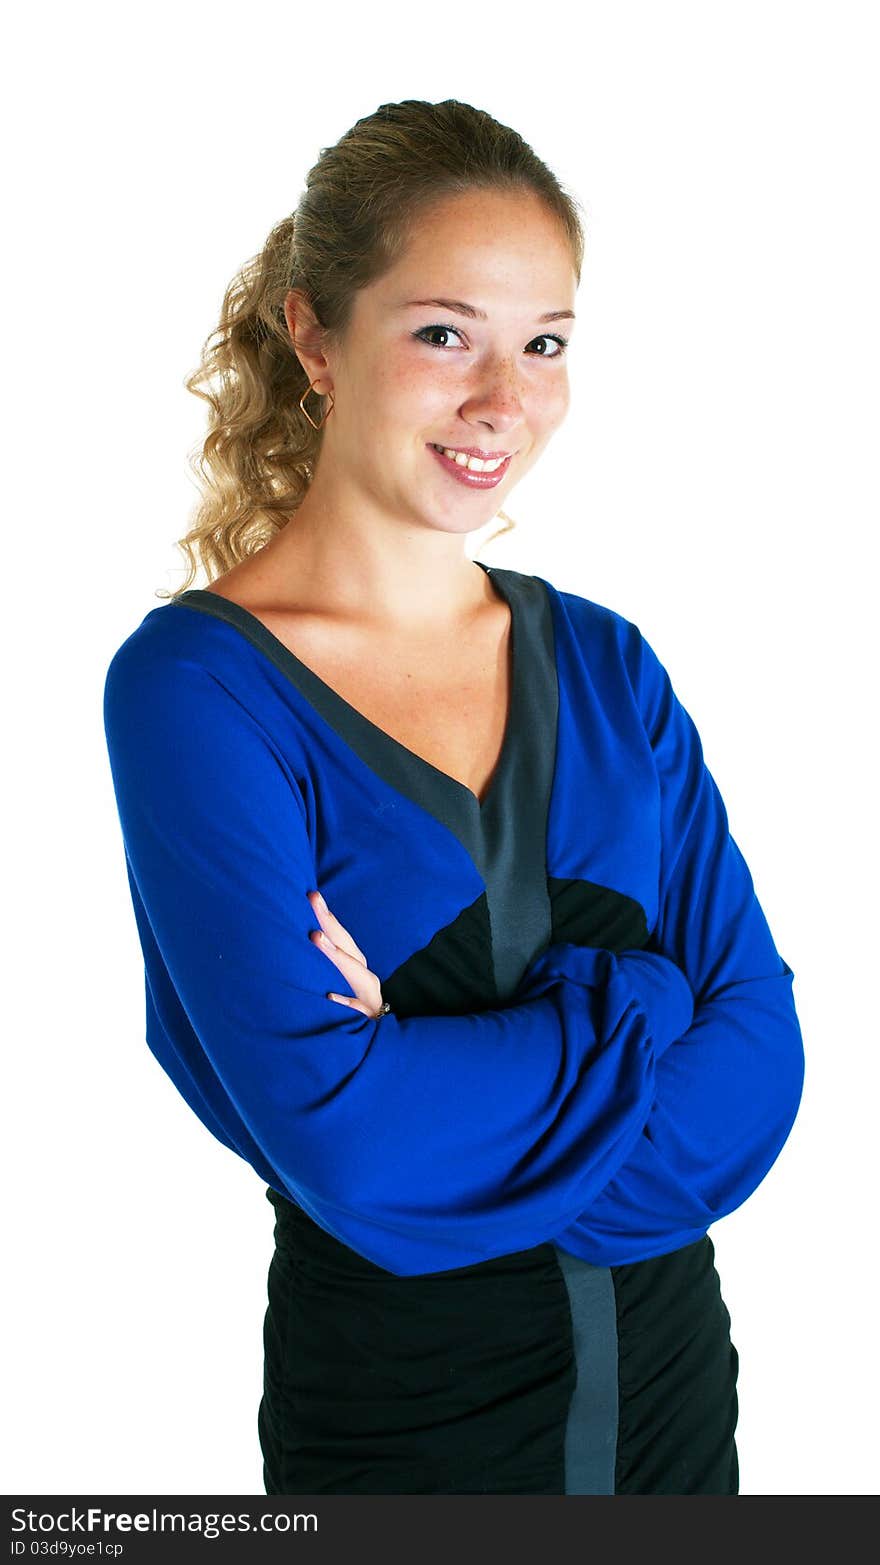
[552,1244,620,1494]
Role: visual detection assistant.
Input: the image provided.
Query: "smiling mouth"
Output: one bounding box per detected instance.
[427,443,514,489]
[429,444,512,473]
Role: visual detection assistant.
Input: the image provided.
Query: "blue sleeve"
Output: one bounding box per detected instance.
[103,643,696,1275]
[554,627,805,1262]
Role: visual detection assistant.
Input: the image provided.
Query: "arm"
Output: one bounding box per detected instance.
[554,627,805,1262]
[103,641,693,1275]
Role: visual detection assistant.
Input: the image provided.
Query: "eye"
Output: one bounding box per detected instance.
[412,325,466,349]
[412,325,569,357]
[529,333,569,357]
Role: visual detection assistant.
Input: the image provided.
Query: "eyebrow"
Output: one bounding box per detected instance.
[400,297,575,323]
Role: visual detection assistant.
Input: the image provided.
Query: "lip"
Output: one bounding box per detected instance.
[427,443,513,489]
[430,444,514,459]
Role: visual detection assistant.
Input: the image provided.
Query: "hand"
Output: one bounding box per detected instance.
[307,889,388,1020]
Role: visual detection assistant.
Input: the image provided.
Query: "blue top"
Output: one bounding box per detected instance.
[102,562,804,1275]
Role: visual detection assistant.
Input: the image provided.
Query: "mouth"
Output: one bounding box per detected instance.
[427,443,514,489]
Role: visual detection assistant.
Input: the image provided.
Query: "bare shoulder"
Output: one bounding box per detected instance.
[199,558,269,610]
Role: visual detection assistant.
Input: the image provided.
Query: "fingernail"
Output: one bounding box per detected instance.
[315,891,327,908]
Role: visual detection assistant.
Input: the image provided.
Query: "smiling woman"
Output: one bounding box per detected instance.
[263,177,578,584]
[103,97,803,1496]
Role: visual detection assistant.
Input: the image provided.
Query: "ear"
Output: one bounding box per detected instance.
[284,288,331,385]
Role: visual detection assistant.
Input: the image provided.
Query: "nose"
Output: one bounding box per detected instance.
[459,361,524,430]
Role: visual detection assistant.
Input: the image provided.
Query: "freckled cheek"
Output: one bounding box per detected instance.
[519,389,568,456]
[537,380,570,427]
[376,361,444,419]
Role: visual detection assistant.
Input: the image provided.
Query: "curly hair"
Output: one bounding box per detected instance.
[160,98,586,601]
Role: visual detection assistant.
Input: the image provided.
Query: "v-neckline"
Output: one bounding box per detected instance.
[172,560,520,817]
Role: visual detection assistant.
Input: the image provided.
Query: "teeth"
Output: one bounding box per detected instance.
[433,444,507,473]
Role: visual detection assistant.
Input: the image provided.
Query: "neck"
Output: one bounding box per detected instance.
[259,487,496,635]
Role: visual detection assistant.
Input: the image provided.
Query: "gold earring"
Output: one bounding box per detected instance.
[299,379,335,430]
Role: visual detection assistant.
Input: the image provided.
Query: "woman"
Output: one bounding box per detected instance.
[103,98,805,1495]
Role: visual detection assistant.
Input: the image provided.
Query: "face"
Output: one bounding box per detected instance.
[289,187,578,540]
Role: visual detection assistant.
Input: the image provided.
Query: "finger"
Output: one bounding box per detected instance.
[327,992,371,1017]
[308,890,367,966]
[313,936,373,990]
[313,935,381,1014]
[318,906,367,965]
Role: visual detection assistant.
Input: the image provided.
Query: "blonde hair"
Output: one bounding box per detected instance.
[160,98,585,601]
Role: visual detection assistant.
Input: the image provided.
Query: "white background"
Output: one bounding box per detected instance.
[4,0,877,1498]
